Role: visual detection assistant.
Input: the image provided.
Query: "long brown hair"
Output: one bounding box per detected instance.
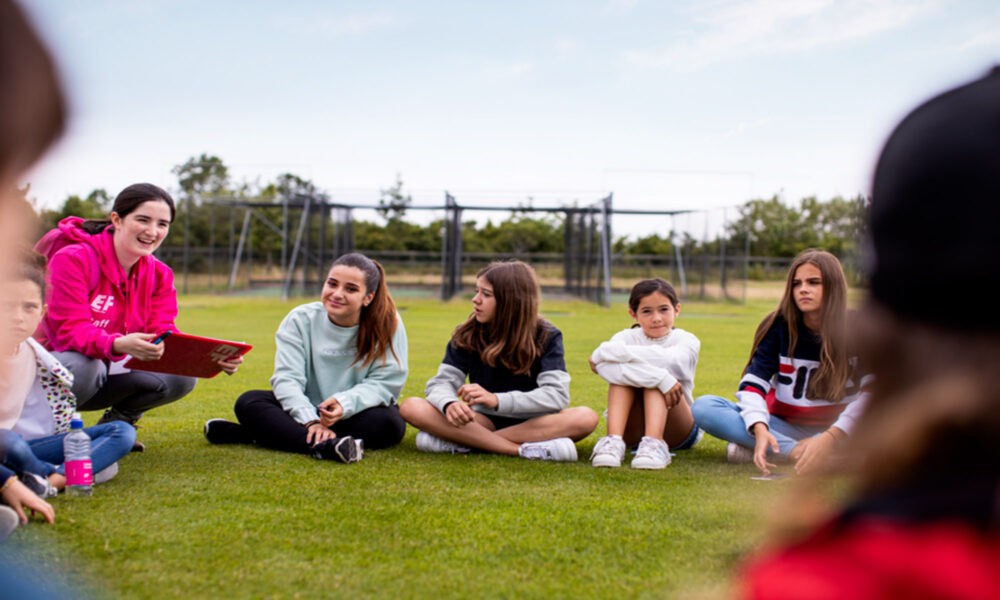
[746,248,852,401]
[451,260,548,375]
[330,253,399,367]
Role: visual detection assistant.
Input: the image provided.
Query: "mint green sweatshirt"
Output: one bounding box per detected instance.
[270,302,408,425]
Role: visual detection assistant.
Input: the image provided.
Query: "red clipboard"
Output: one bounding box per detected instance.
[124,331,253,378]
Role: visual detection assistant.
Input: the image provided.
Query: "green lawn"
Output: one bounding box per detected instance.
[10,292,793,599]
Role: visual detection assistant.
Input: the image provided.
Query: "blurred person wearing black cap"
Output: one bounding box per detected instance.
[740,65,1000,600]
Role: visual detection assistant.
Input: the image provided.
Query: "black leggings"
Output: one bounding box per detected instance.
[233,390,406,454]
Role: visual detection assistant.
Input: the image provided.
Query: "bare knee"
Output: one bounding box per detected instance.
[566,406,599,440]
[399,396,434,427]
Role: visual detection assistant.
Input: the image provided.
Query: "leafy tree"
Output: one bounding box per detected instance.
[36,188,111,231]
[727,195,814,257]
[173,153,229,201]
[376,173,411,223]
[261,173,319,201]
[354,218,440,252]
[623,233,674,256]
[807,194,868,255]
[166,154,232,271]
[474,214,564,254]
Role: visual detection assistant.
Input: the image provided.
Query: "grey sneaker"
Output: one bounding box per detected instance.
[590,435,626,468]
[0,505,18,541]
[19,472,58,498]
[726,442,754,464]
[94,462,119,485]
[631,436,671,470]
[312,436,364,464]
[518,437,578,462]
[415,431,470,454]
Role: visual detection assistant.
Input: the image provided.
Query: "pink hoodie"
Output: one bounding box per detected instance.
[34,216,179,361]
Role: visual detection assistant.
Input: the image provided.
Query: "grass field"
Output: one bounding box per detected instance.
[7,291,800,599]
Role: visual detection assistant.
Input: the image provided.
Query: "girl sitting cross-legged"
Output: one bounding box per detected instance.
[400,260,598,462]
[204,253,408,463]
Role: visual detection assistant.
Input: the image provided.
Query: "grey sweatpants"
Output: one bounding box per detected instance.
[53,351,197,421]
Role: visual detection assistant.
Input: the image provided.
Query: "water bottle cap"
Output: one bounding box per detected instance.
[70,412,84,429]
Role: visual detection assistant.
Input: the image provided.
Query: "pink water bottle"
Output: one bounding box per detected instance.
[63,412,93,496]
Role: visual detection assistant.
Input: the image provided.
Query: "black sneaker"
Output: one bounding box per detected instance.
[98,408,145,452]
[19,472,58,498]
[204,419,254,445]
[311,436,364,464]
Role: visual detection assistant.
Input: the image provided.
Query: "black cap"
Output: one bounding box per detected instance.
[869,65,1000,330]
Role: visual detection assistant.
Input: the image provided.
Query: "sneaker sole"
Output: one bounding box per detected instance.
[591,456,622,468]
[631,460,670,470]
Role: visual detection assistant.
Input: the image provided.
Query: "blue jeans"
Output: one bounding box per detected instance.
[0,422,136,477]
[691,395,826,456]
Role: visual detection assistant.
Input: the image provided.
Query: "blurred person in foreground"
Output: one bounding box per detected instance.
[0,1,89,596]
[0,0,66,264]
[0,0,67,537]
[741,65,1000,599]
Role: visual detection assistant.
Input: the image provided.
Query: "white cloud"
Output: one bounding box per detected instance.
[476,60,536,81]
[703,117,772,143]
[623,0,939,69]
[282,11,398,36]
[504,62,535,77]
[607,0,640,11]
[554,38,580,58]
[958,29,1000,51]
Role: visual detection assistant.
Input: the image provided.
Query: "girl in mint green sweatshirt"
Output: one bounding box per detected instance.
[204,253,407,463]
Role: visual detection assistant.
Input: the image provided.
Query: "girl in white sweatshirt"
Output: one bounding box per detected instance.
[588,278,701,469]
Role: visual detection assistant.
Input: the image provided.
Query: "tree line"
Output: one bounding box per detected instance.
[25,153,869,266]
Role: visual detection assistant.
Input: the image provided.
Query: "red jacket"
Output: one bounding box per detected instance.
[742,518,1000,600]
[34,216,179,361]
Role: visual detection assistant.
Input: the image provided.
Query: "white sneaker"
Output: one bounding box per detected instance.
[631,436,671,469]
[518,437,578,462]
[590,435,626,468]
[415,431,470,454]
[94,462,119,485]
[726,442,754,464]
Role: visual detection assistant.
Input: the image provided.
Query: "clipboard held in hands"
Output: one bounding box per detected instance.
[123,331,253,378]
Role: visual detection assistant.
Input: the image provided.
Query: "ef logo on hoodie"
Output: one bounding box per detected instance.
[90,294,115,314]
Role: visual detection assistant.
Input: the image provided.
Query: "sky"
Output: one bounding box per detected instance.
[18,0,1000,238]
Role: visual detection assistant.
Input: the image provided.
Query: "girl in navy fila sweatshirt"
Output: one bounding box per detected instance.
[693,249,870,477]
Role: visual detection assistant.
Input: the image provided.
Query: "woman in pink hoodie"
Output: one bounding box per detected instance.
[34,183,240,450]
